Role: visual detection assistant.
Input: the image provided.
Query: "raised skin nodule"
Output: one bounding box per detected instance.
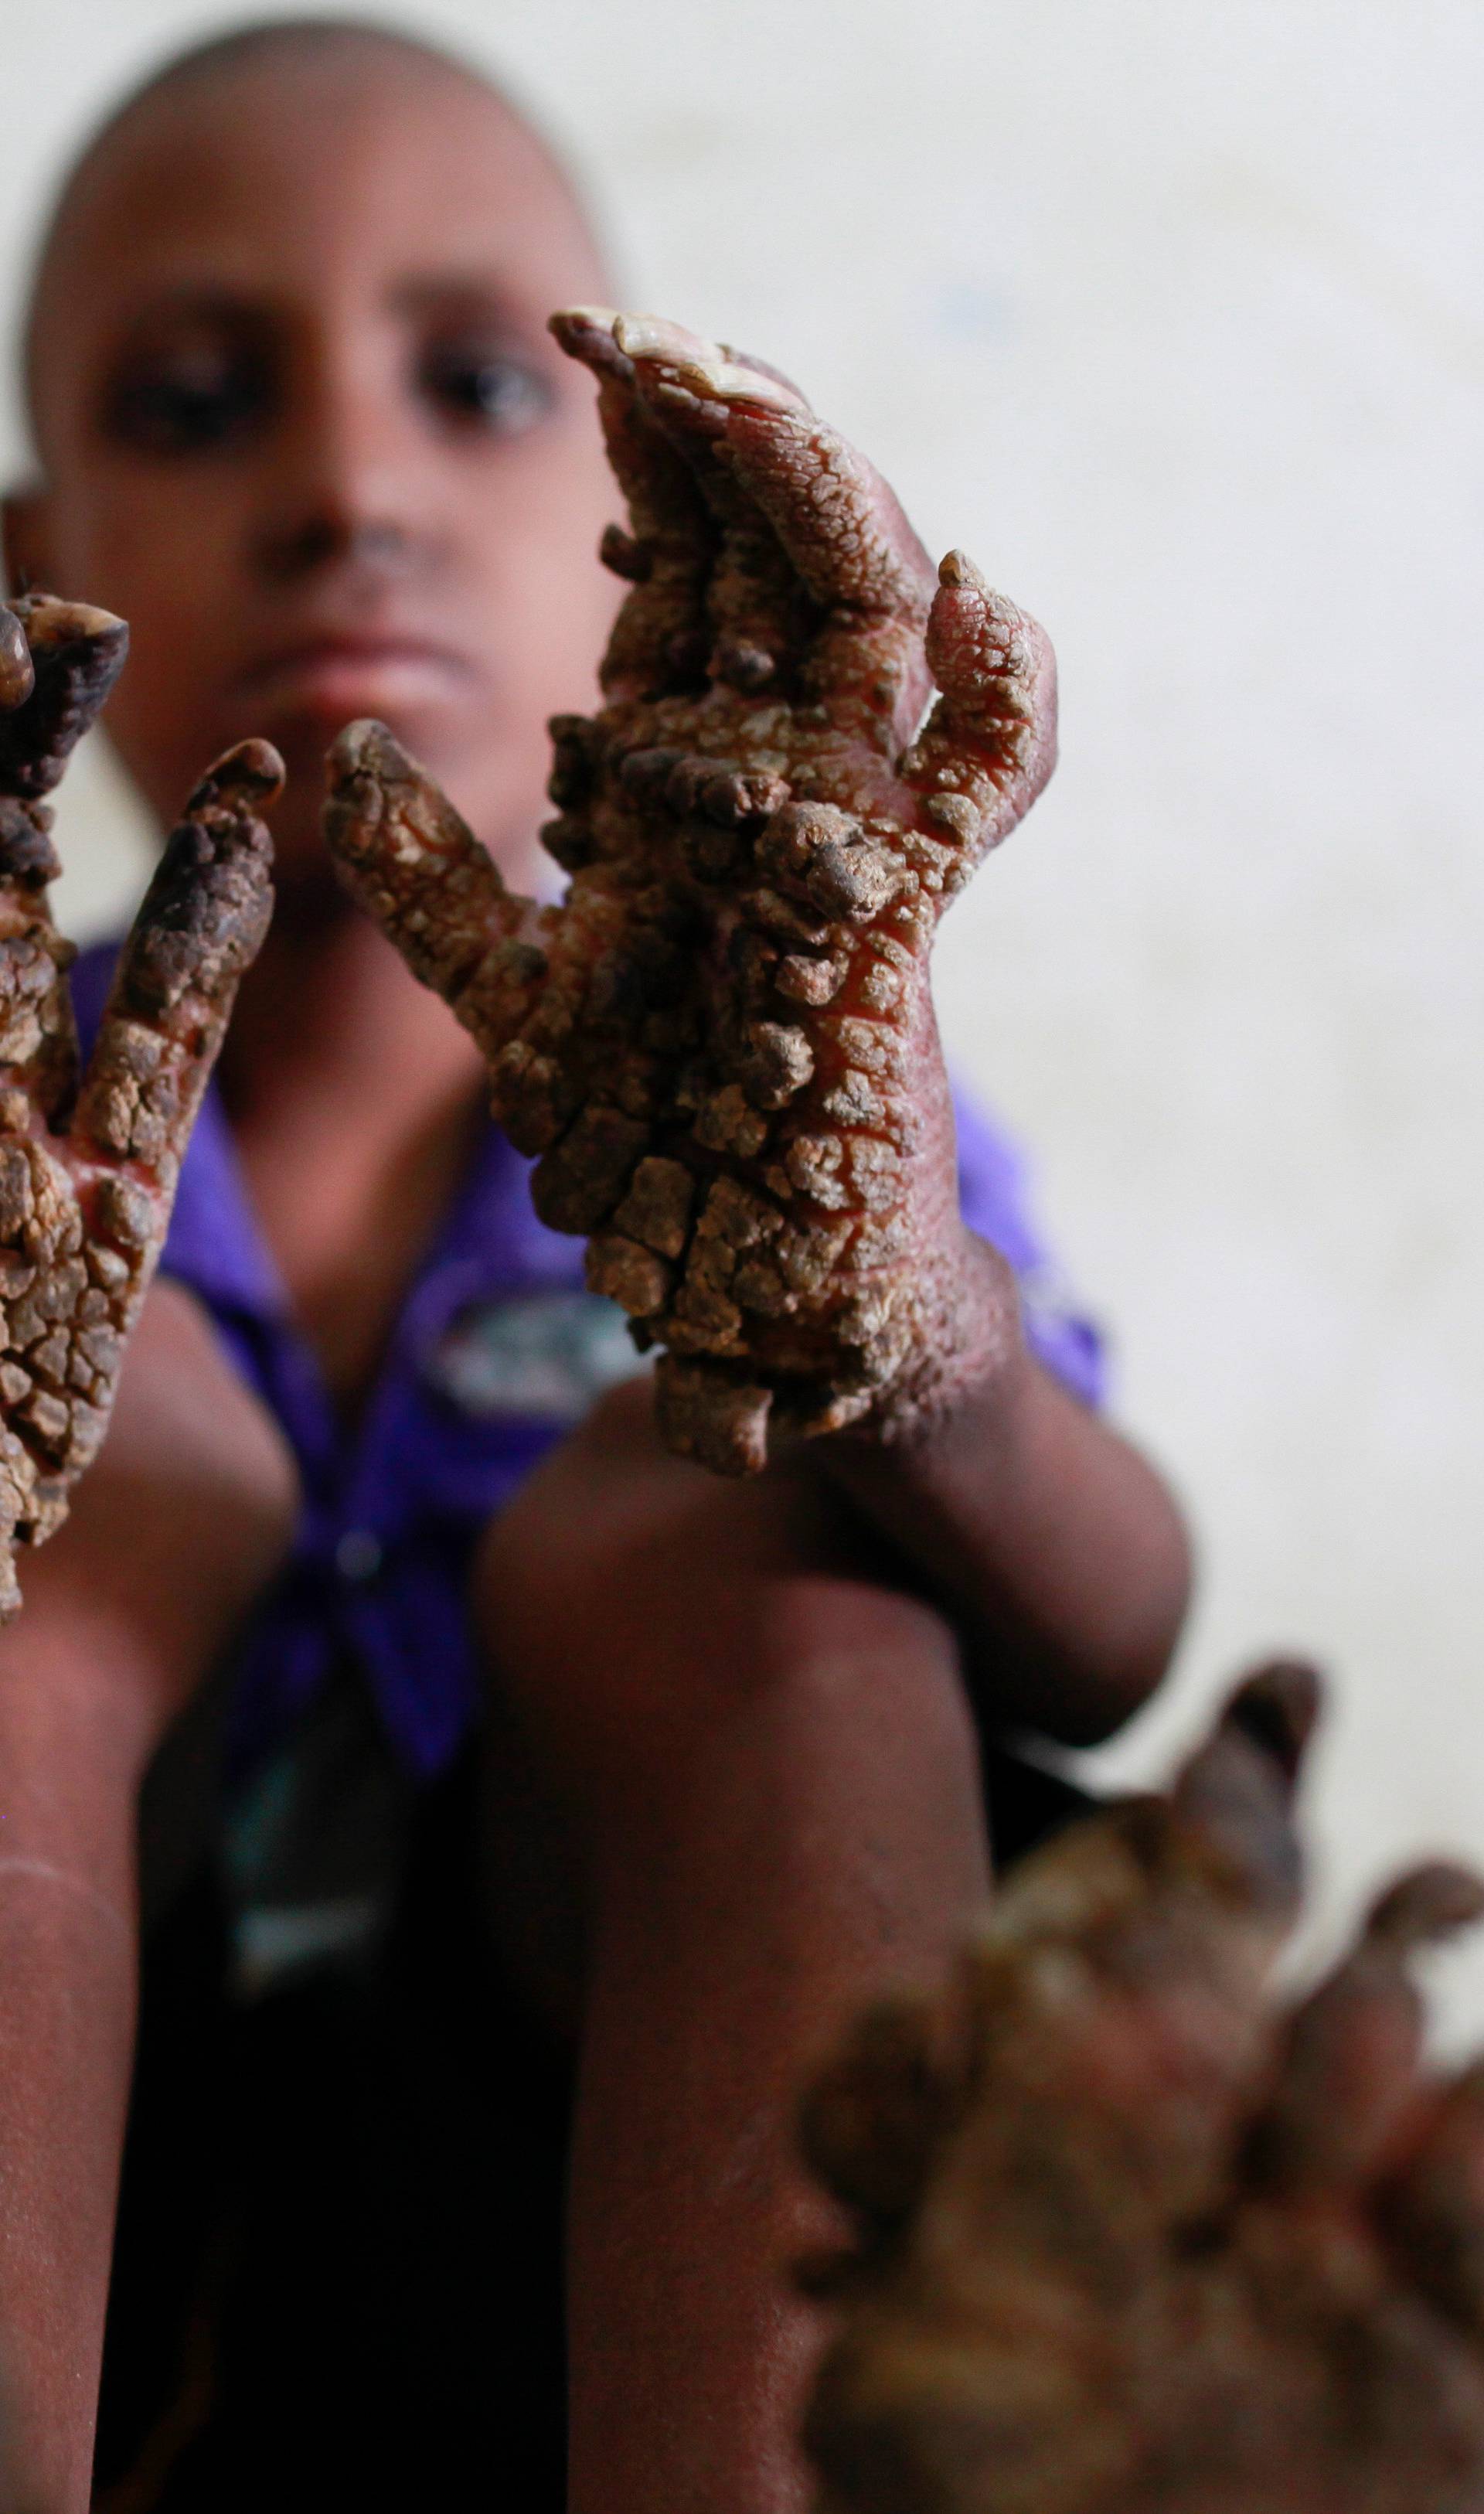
[322,305,1057,1474]
[0,591,278,1616]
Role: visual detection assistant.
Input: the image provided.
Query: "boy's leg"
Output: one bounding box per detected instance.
[473,1381,991,2514]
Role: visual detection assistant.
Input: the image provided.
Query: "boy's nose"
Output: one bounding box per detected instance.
[255,509,417,584]
[250,337,445,588]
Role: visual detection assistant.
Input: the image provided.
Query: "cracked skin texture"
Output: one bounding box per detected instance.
[322,306,1056,1474]
[802,1666,1484,2514]
[0,591,277,1618]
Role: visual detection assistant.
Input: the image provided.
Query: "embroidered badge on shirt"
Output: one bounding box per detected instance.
[425,1290,645,1425]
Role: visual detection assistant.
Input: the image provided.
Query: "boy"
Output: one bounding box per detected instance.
[0,21,1190,2511]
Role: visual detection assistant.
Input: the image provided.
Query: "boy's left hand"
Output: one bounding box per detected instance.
[325,308,1057,1473]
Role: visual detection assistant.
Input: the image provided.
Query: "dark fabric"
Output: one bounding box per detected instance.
[982,1742,1097,1873]
[94,1759,571,2512]
[94,1743,1094,2511]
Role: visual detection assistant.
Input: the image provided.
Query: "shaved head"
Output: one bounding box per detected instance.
[23,15,608,455]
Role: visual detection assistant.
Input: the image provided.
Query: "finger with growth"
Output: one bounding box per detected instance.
[323,719,550,1058]
[615,312,938,735]
[0,593,128,799]
[605,313,815,705]
[0,607,34,711]
[50,742,280,1474]
[0,802,79,1133]
[0,597,130,1127]
[900,550,1057,862]
[1247,1860,1484,2200]
[73,739,281,1194]
[550,307,718,703]
[0,739,280,1614]
[1379,2061,1484,2342]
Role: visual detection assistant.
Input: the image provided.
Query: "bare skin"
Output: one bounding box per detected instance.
[0,29,1190,2511]
[804,1671,1484,2514]
[475,1376,995,2511]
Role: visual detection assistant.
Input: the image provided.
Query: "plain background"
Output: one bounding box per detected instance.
[2,0,1482,2028]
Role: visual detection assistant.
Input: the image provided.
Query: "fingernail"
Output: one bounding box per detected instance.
[0,610,32,711]
[707,361,805,411]
[618,320,803,415]
[552,303,624,337]
[214,738,286,806]
[326,718,407,785]
[19,594,128,650]
[938,549,986,592]
[614,312,719,366]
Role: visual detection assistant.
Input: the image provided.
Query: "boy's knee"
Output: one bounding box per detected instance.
[741,1573,982,1787]
[498,1545,975,1818]
[471,1385,979,1816]
[745,1574,964,1719]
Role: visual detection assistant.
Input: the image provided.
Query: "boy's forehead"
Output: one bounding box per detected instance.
[32,50,604,379]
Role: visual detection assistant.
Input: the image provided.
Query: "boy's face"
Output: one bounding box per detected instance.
[8,53,620,884]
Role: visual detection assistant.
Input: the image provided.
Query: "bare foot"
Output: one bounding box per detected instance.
[323,308,1055,1473]
[0,593,278,1614]
[803,1667,1484,2514]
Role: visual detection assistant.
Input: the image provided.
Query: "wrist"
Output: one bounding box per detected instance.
[866,1225,1030,1454]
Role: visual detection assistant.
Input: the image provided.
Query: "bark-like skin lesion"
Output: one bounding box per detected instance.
[323,307,1056,1473]
[0,592,279,1617]
[802,1665,1484,2514]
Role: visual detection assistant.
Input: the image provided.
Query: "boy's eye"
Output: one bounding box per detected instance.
[103,339,272,455]
[418,342,553,438]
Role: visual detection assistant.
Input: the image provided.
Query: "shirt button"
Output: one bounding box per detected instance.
[335,1528,384,1586]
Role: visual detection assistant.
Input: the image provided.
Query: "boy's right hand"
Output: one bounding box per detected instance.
[0,592,281,1618]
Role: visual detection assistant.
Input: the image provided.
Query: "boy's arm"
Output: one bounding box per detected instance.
[0,1283,297,2513]
[0,1610,139,2514]
[0,599,288,2502]
[322,305,1190,1743]
[815,1231,1190,1746]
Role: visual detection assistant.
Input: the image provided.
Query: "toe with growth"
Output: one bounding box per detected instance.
[804,1664,1484,2514]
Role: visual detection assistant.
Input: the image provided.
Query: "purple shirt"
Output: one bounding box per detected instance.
[73,941,1104,1785]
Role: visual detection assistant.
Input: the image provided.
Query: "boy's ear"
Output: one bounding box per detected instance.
[2,484,54,598]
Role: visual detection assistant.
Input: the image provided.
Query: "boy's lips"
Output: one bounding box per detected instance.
[234,636,479,722]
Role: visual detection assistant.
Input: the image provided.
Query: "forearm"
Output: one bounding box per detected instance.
[819,1237,1192,1746]
[0,1287,298,2509]
[0,1609,156,2514]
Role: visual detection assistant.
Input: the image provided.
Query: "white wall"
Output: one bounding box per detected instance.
[4,0,1482,2029]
